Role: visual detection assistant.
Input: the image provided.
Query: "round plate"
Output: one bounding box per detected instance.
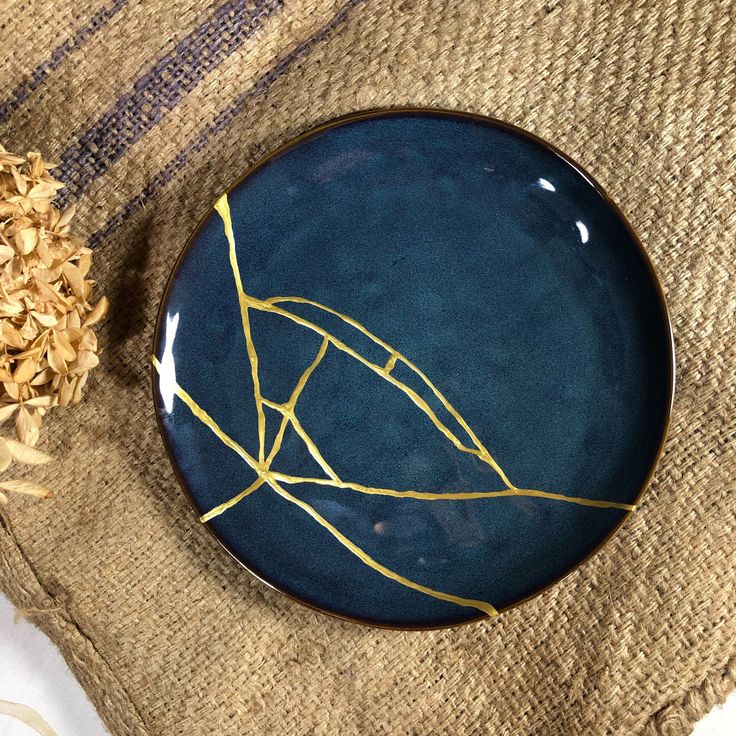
[152,109,674,629]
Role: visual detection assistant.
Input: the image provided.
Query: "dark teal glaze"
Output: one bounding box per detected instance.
[153,110,673,628]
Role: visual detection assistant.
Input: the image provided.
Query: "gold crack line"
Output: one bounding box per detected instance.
[262,398,288,411]
[283,336,329,415]
[269,472,637,511]
[215,194,267,463]
[164,194,636,614]
[152,356,260,475]
[263,476,498,617]
[153,354,498,614]
[152,356,627,616]
[384,353,398,374]
[262,399,340,482]
[261,337,339,481]
[242,296,502,483]
[217,194,508,488]
[264,404,291,469]
[263,338,329,465]
[200,477,266,523]
[197,338,334,524]
[287,414,340,482]
[265,295,513,488]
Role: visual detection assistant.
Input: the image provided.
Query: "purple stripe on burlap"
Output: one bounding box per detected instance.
[88,0,366,248]
[55,0,283,208]
[0,0,129,125]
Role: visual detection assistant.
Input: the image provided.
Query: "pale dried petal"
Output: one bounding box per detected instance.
[70,349,98,374]
[58,377,73,407]
[46,343,67,375]
[3,381,19,400]
[0,478,52,498]
[11,167,27,195]
[5,438,52,465]
[78,329,97,352]
[31,310,57,327]
[53,329,76,361]
[56,203,76,229]
[84,296,108,326]
[19,315,38,341]
[13,346,43,360]
[33,278,63,303]
[0,152,26,166]
[16,406,40,445]
[64,326,85,343]
[15,227,37,255]
[12,358,37,384]
[0,244,15,263]
[29,152,45,178]
[0,440,12,472]
[53,313,68,331]
[62,262,85,297]
[77,252,92,278]
[27,181,58,199]
[72,371,88,403]
[24,395,55,407]
[2,323,26,349]
[0,300,23,316]
[35,234,53,267]
[67,309,81,329]
[32,194,51,213]
[29,368,55,386]
[34,266,62,283]
[0,404,19,421]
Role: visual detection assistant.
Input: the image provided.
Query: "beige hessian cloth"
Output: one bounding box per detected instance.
[1,1,735,733]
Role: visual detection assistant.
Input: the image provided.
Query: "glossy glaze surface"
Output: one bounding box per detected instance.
[153,110,673,628]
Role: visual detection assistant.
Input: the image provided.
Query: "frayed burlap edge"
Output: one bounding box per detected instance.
[645,656,736,736]
[1,512,733,736]
[0,512,149,736]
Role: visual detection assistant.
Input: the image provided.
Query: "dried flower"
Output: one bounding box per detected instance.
[0,144,107,503]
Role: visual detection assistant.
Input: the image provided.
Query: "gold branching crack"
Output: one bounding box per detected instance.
[152,193,637,618]
[215,194,267,464]
[269,473,636,510]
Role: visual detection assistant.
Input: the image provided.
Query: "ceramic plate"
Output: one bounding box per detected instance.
[152,109,674,629]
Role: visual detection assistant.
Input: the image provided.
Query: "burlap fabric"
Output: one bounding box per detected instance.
[0,1,734,734]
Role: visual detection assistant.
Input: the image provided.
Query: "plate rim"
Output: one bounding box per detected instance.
[150,107,676,630]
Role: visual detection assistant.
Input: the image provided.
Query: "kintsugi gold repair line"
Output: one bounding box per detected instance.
[215,194,267,464]
[266,294,514,488]
[245,296,512,483]
[152,356,260,475]
[268,473,635,511]
[265,295,515,488]
[152,193,638,618]
[150,355,500,615]
[150,353,634,515]
[384,353,398,374]
[260,337,341,481]
[263,476,499,616]
[200,477,265,523]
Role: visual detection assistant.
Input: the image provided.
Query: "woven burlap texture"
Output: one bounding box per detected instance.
[1,0,735,734]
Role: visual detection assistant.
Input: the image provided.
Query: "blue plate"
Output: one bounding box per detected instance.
[152,109,674,629]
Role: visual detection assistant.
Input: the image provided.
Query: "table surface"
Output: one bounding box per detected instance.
[0,592,732,735]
